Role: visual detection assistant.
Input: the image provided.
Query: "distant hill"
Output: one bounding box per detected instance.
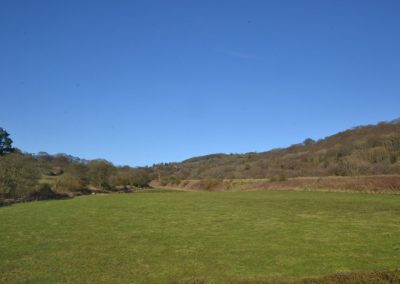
[154,119,400,180]
[2,118,400,202]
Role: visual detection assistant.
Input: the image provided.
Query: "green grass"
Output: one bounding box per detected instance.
[1,190,400,283]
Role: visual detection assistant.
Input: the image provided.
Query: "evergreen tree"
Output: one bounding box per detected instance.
[0,128,14,155]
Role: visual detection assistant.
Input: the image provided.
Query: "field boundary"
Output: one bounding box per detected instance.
[152,175,400,194]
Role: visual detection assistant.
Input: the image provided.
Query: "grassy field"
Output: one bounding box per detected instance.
[1,190,399,283]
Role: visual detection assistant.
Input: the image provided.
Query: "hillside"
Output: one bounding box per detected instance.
[1,119,400,202]
[154,119,400,181]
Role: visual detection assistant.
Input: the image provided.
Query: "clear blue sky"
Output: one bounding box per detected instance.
[1,0,399,166]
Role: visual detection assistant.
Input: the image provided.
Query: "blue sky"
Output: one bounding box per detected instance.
[1,0,399,166]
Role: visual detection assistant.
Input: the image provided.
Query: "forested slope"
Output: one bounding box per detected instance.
[154,119,400,181]
[1,119,399,202]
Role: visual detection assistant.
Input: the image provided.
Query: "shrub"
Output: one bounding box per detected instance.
[269,174,287,182]
[0,154,40,199]
[200,178,222,191]
[160,175,181,186]
[54,174,83,192]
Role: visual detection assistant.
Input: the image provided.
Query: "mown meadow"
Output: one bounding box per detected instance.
[1,190,399,283]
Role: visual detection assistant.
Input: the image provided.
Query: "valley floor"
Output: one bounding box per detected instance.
[0,190,399,283]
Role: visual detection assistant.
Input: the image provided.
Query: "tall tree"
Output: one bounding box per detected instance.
[0,154,40,198]
[0,128,14,155]
[88,160,115,190]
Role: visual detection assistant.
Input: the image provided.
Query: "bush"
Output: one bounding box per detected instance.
[0,154,40,199]
[54,174,83,192]
[168,175,181,186]
[112,168,152,188]
[31,183,60,200]
[269,174,287,182]
[200,178,222,191]
[160,175,181,186]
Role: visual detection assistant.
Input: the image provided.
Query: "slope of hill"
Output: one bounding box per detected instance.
[1,119,399,202]
[154,119,400,180]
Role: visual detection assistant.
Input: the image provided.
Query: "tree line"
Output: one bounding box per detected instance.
[1,119,400,201]
[0,128,153,202]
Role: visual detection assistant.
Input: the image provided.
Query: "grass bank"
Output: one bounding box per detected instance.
[153,175,400,194]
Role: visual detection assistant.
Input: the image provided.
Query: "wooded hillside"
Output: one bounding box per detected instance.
[154,119,400,181]
[1,119,399,202]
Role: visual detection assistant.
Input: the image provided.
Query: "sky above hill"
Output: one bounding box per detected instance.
[1,0,399,166]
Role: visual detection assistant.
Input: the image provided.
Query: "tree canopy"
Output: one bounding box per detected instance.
[0,128,14,155]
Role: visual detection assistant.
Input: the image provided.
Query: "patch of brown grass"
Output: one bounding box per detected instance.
[243,175,400,194]
[172,269,400,284]
[154,175,400,194]
[230,269,400,284]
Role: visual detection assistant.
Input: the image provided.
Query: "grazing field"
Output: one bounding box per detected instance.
[1,190,399,283]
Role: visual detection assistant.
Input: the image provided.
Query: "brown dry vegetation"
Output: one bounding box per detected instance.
[154,120,400,180]
[153,175,400,194]
[174,269,400,284]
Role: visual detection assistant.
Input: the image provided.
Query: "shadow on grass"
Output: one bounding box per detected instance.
[0,185,71,207]
[172,269,400,284]
[0,186,181,207]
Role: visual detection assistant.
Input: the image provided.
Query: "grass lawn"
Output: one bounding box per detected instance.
[1,190,399,283]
